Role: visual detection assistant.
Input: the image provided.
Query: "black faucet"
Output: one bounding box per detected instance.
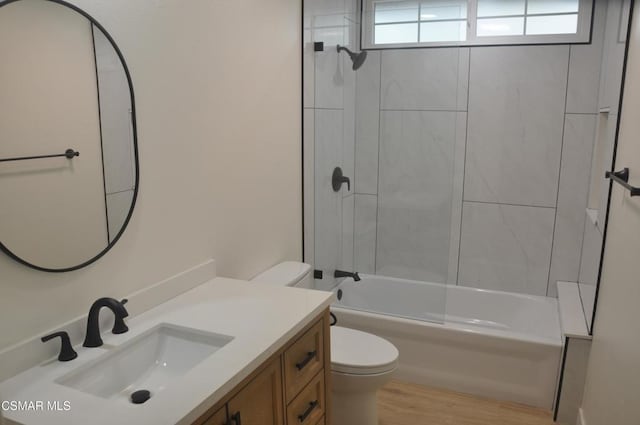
[83,298,129,348]
[334,270,361,282]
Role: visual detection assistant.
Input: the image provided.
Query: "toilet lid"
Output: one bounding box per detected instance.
[330,327,399,375]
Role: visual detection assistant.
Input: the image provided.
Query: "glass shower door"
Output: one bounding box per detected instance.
[303,0,451,325]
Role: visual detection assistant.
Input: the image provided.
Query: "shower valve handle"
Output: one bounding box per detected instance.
[332,167,351,192]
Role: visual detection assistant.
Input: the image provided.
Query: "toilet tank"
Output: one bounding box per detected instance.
[251,262,313,289]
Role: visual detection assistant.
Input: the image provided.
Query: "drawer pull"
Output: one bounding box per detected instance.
[298,400,319,423]
[228,412,241,425]
[295,351,317,371]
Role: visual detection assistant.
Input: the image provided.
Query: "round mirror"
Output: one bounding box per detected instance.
[0,0,139,272]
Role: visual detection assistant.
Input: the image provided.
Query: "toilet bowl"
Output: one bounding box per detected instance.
[251,262,399,425]
[330,326,398,425]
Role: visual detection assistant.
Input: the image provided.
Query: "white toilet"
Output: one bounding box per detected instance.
[251,262,399,425]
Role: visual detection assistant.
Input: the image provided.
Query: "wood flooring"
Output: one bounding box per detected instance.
[378,381,556,425]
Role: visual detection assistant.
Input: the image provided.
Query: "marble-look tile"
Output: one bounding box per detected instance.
[303,108,315,265]
[355,51,381,195]
[566,0,606,114]
[381,48,466,111]
[578,215,603,286]
[106,190,134,243]
[596,113,618,229]
[598,0,629,114]
[457,48,470,111]
[376,111,458,283]
[303,28,315,109]
[458,202,556,296]
[314,109,343,290]
[313,26,346,109]
[345,0,359,46]
[447,113,468,285]
[342,55,356,197]
[345,0,358,22]
[465,45,570,207]
[354,194,377,274]
[342,194,354,271]
[304,0,346,18]
[548,115,597,296]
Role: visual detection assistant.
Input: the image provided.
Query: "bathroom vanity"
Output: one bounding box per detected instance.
[194,312,330,425]
[0,279,334,425]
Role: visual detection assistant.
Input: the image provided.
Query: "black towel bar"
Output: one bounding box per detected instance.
[0,149,79,163]
[605,168,640,197]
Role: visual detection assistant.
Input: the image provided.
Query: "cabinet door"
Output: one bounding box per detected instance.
[202,406,227,425]
[227,358,284,425]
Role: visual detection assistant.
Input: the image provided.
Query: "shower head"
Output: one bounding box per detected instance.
[337,45,368,71]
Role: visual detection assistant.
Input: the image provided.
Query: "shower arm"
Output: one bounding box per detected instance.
[337,45,353,55]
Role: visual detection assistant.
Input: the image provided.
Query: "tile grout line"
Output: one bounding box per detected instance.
[373,51,383,274]
[350,27,357,272]
[380,108,469,112]
[464,200,557,210]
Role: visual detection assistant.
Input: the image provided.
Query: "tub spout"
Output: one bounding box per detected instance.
[334,270,361,282]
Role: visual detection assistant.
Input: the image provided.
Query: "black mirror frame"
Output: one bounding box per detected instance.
[0,0,140,273]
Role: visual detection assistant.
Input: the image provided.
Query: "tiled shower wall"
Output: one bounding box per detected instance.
[352,2,608,298]
[305,1,611,297]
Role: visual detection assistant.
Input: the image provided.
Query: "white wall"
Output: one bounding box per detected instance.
[579,3,640,423]
[0,0,302,351]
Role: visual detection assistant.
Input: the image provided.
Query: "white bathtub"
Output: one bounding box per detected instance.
[331,274,563,409]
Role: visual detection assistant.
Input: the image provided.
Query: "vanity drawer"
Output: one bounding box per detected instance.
[287,372,325,425]
[314,416,326,425]
[284,320,324,401]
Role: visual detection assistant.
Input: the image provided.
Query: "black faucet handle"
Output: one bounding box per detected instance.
[41,331,78,362]
[332,167,351,192]
[113,319,129,334]
[112,299,130,335]
[119,298,130,318]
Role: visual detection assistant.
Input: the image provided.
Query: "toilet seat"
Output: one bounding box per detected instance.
[330,327,399,375]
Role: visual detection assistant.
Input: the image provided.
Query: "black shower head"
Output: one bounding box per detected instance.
[337,45,368,71]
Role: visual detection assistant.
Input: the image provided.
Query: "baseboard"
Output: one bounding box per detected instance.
[0,259,216,382]
[577,408,587,425]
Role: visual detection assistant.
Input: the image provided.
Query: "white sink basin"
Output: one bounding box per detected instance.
[57,324,233,403]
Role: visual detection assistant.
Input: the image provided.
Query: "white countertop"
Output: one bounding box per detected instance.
[0,278,334,425]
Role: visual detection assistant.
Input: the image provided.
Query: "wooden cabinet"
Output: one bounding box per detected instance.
[227,359,283,425]
[201,407,227,425]
[193,309,331,425]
